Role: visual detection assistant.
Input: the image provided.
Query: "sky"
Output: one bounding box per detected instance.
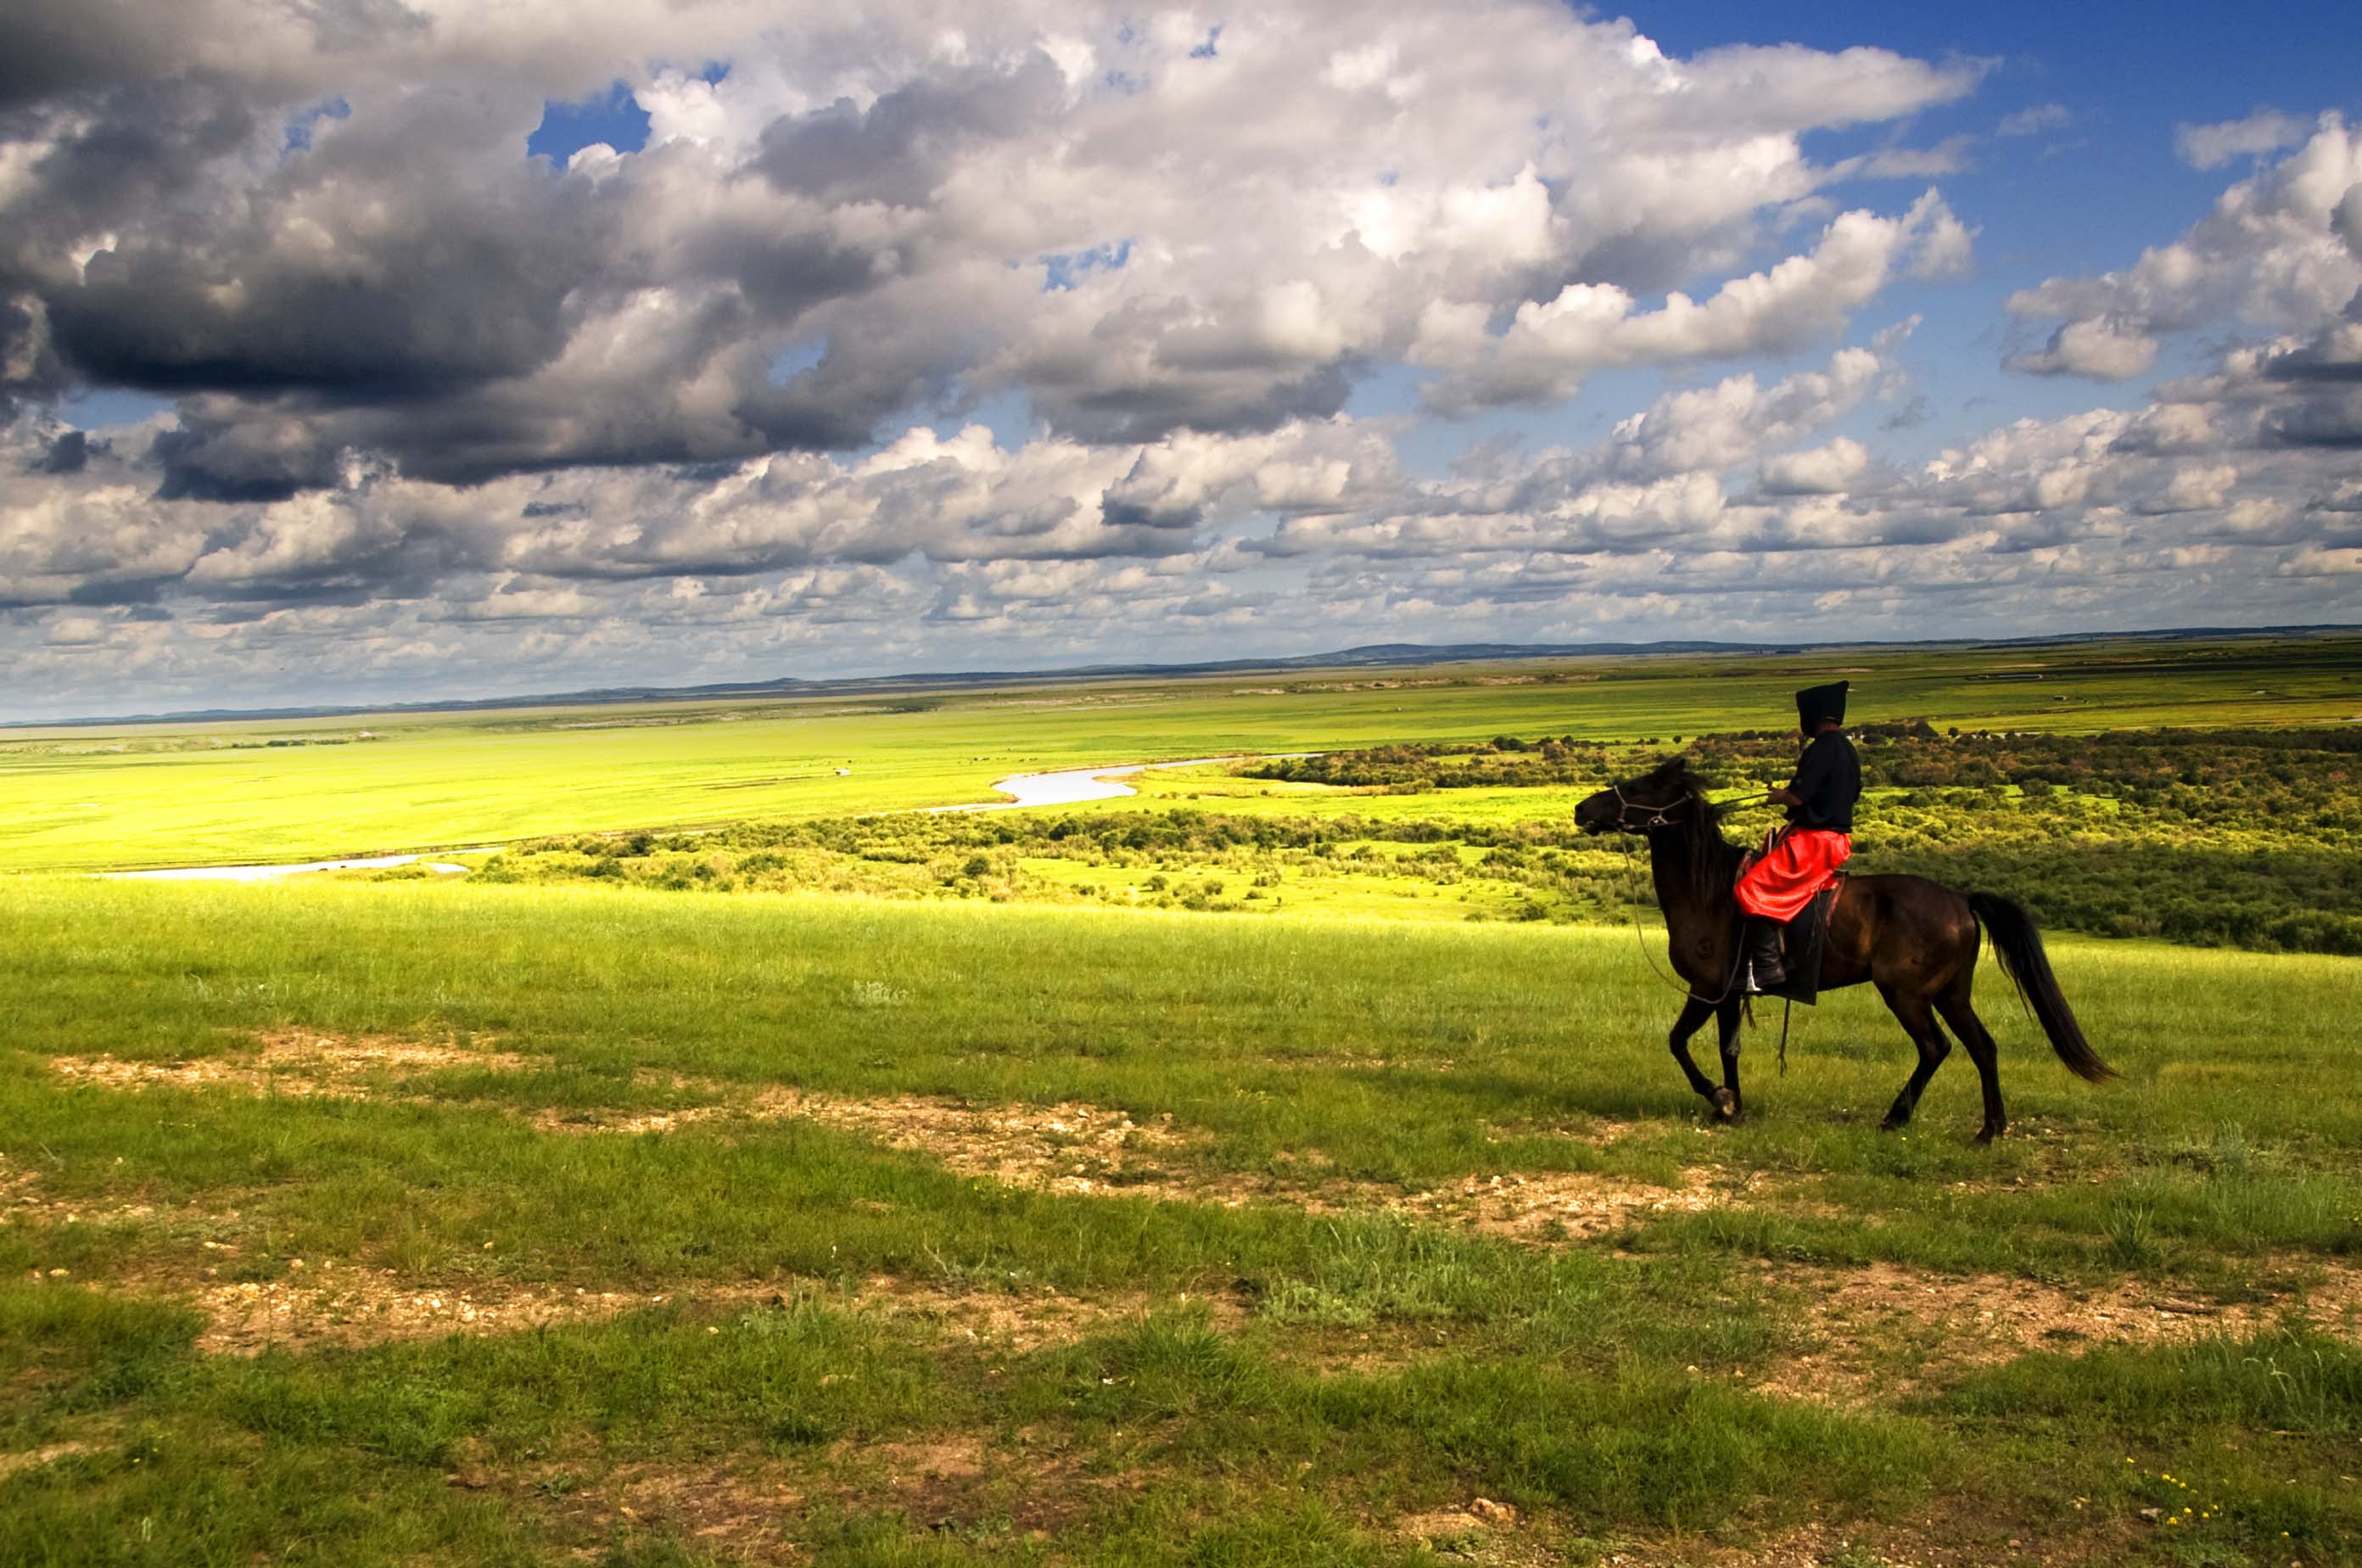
[3,2,2360,720]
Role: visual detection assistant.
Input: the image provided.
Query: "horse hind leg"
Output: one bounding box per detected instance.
[1935,984,2007,1144]
[1877,985,1953,1132]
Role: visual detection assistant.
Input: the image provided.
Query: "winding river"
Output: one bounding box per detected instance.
[926,755,1260,812]
[101,756,1284,879]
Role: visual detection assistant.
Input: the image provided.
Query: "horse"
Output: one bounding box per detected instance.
[1574,757,2114,1141]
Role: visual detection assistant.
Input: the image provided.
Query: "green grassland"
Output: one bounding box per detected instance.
[5,634,2359,871]
[4,880,2360,1565]
[479,724,2362,953]
[8,632,2362,1565]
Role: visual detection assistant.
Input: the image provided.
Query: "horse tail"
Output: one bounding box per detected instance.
[1967,893,2116,1084]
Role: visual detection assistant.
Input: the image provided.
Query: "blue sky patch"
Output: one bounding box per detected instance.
[1041,241,1133,292]
[529,81,651,162]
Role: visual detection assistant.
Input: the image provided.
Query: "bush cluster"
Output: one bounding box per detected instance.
[477,726,2362,954]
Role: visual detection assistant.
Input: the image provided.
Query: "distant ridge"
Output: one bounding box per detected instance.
[14,624,2357,729]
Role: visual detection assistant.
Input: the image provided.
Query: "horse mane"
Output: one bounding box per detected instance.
[1648,756,1743,908]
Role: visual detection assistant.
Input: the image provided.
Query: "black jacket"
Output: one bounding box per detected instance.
[1786,730,1861,832]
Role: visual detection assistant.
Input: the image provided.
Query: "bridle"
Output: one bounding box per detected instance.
[1606,781,1694,831]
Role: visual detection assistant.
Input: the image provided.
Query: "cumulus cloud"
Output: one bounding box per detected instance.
[2,0,1985,495]
[2175,109,2309,170]
[1,3,2355,717]
[1760,437,1871,495]
[2007,115,2362,380]
[2008,316,2161,380]
[1427,192,1969,410]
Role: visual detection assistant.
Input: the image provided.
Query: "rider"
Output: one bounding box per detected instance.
[1738,680,1861,994]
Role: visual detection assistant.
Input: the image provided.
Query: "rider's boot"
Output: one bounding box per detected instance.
[1743,916,1788,994]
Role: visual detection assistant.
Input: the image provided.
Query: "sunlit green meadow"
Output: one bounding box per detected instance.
[8,634,2362,1565]
[5,876,2362,1565]
[7,634,2357,872]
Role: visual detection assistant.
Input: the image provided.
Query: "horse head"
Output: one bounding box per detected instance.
[1575,756,1713,836]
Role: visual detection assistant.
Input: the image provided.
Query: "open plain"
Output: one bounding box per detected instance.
[7,636,2362,1567]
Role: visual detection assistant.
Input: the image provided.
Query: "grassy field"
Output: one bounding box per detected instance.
[5,878,2361,1566]
[8,632,2362,1565]
[4,634,2358,871]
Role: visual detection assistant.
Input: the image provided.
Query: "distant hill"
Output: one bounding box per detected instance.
[13,624,2357,729]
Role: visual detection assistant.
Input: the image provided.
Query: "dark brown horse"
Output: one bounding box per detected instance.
[1575,758,2113,1141]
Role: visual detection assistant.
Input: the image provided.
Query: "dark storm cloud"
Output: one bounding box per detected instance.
[1050,361,1358,445]
[36,87,594,399]
[0,2,1993,514]
[34,428,92,473]
[0,3,193,110]
[754,53,1066,207]
[0,2,430,110]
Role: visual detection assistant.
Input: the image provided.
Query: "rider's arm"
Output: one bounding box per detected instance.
[1777,736,1838,815]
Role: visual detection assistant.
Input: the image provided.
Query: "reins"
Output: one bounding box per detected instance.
[1609,788,1774,1009]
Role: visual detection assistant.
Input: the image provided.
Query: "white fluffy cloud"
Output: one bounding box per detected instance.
[2,4,2357,716]
[2175,109,2310,170]
[1423,193,1969,410]
[1,1,1984,493]
[2009,115,2362,380]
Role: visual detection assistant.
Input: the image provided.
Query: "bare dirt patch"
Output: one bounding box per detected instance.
[751,1089,1199,1195]
[1396,1166,1721,1240]
[101,1255,1182,1358]
[0,1149,224,1235]
[1398,1498,1553,1565]
[49,1029,528,1099]
[537,1079,1725,1236]
[42,1042,1732,1240]
[536,1083,1213,1196]
[0,1442,97,1482]
[1750,1258,2362,1405]
[531,1455,809,1557]
[532,1432,1127,1562]
[1576,1519,2130,1568]
[725,1088,1723,1239]
[190,1268,700,1355]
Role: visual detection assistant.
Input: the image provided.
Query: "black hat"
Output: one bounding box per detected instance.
[1795,680,1849,728]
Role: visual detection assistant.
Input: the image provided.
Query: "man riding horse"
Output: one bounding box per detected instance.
[1573,691,2112,1140]
[1737,680,1859,994]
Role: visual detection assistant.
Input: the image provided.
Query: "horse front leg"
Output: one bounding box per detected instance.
[1667,995,1718,1106]
[1711,995,1745,1122]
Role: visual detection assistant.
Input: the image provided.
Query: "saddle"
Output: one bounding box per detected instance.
[1753,880,1844,1005]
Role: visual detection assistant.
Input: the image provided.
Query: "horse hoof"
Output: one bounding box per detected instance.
[1710,1089,1739,1122]
[1879,1116,1907,1133]
[1975,1123,2006,1145]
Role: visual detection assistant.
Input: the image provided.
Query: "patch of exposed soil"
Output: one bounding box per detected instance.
[49,1029,527,1099]
[539,1086,1207,1197]
[1399,1498,1538,1563]
[34,1042,1797,1250]
[1751,1258,2362,1405]
[190,1268,699,1354]
[1396,1166,1720,1240]
[752,1089,1203,1197]
[0,1442,96,1481]
[546,1077,1718,1236]
[532,1455,810,1556]
[79,1253,1184,1357]
[1581,1520,2130,1568]
[0,1149,222,1234]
